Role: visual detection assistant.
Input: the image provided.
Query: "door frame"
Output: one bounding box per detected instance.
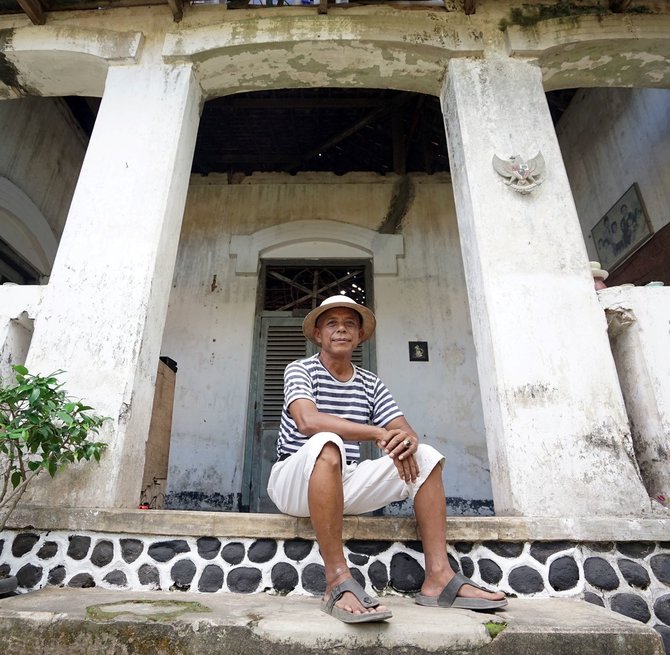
[240,258,375,512]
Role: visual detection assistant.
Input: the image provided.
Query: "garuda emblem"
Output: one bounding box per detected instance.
[492,152,545,194]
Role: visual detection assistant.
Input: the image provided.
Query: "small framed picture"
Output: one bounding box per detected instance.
[591,183,653,271]
[409,341,428,362]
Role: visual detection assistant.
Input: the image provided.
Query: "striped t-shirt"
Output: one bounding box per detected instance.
[276,353,404,462]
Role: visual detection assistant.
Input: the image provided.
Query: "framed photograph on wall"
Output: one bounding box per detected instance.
[591,183,653,271]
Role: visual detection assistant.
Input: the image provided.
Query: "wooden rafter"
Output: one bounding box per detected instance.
[166,0,183,22]
[17,0,45,25]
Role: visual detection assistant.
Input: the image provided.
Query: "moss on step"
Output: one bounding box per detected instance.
[485,620,507,639]
[86,599,211,622]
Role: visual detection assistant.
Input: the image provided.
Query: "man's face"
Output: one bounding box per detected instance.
[314,307,364,356]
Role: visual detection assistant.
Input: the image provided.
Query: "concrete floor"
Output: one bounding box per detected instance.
[0,587,664,654]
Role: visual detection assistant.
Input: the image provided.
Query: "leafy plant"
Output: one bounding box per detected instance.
[0,365,108,532]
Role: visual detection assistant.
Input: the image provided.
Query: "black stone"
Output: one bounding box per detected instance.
[12,533,40,557]
[584,557,619,591]
[348,553,368,566]
[68,573,95,588]
[618,559,651,589]
[508,566,544,595]
[460,557,474,579]
[351,567,366,589]
[583,591,605,607]
[405,541,424,553]
[478,559,503,585]
[302,563,326,595]
[248,539,277,563]
[0,564,10,578]
[36,541,58,560]
[48,566,66,586]
[16,564,42,588]
[67,536,91,560]
[284,539,312,562]
[148,540,190,563]
[369,561,388,592]
[454,542,473,554]
[198,565,224,593]
[103,571,128,587]
[486,542,524,558]
[227,567,262,594]
[448,554,460,574]
[651,555,670,586]
[389,553,424,593]
[654,594,670,625]
[549,556,580,592]
[196,537,221,561]
[138,564,160,587]
[617,542,655,559]
[0,539,3,555]
[271,562,298,594]
[171,559,197,588]
[530,542,575,564]
[345,540,391,556]
[653,625,670,655]
[610,593,651,623]
[586,542,614,553]
[120,539,144,563]
[91,540,114,567]
[221,542,245,565]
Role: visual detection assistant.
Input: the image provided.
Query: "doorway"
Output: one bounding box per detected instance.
[241,260,374,512]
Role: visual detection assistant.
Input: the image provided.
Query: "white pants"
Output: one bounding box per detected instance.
[267,432,445,517]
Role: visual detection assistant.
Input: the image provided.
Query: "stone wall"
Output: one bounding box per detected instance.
[1,529,668,649]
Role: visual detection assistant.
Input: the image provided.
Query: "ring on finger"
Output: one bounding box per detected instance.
[403,438,411,449]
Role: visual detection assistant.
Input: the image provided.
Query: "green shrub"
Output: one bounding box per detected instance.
[0,365,108,531]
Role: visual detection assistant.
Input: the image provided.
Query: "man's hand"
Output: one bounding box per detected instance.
[376,428,419,483]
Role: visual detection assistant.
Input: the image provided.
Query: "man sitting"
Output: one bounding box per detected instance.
[268,295,506,623]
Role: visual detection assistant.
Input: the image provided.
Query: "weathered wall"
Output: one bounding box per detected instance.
[0,96,86,244]
[557,88,670,267]
[161,172,492,514]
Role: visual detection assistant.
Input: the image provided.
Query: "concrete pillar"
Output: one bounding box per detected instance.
[599,287,670,500]
[24,61,201,508]
[441,58,649,517]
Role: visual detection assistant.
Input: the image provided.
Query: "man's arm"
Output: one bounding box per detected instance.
[289,399,420,483]
[288,398,387,442]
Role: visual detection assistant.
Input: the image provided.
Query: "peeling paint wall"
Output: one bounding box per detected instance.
[161,173,492,513]
[0,96,86,242]
[557,87,670,263]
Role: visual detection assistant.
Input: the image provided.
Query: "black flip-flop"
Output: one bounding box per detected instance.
[415,573,508,610]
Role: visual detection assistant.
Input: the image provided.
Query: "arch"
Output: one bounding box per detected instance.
[230,220,404,275]
[0,26,144,98]
[0,177,58,276]
[163,13,484,98]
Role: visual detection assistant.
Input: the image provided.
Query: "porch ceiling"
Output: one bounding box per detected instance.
[63,86,576,177]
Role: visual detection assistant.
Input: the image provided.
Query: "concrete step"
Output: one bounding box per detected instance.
[0,587,664,654]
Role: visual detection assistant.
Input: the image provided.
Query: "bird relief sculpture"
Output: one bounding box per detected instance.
[492,152,545,194]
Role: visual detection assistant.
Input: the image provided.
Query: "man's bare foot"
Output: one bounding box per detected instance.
[324,569,390,617]
[421,571,505,602]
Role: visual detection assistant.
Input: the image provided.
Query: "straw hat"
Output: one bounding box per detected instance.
[302,295,376,344]
[590,261,609,280]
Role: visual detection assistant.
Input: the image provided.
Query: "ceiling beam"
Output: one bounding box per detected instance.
[166,0,183,21]
[212,97,387,110]
[462,0,475,14]
[17,0,45,25]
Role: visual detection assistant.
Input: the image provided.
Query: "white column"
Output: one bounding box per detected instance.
[599,286,670,500]
[442,58,649,517]
[24,62,201,508]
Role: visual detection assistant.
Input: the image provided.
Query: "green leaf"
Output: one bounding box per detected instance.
[10,470,22,488]
[12,364,28,376]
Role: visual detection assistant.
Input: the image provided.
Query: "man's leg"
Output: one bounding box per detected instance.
[308,442,389,616]
[414,465,504,602]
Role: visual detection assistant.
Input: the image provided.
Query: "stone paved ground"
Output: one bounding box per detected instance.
[0,587,664,654]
